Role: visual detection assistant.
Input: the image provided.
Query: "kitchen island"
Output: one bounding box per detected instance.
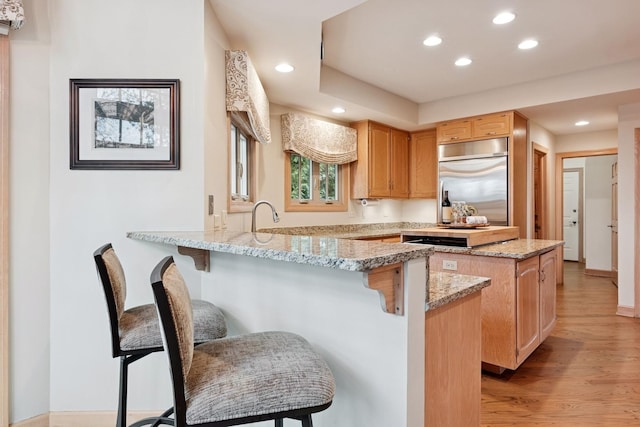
[423,238,564,372]
[128,230,490,427]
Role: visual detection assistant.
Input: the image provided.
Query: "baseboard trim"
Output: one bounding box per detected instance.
[11,411,163,427]
[617,305,635,317]
[9,413,48,427]
[584,268,614,278]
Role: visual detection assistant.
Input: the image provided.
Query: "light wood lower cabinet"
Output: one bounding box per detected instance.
[425,292,481,427]
[429,247,558,371]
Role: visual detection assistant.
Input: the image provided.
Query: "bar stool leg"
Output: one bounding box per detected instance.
[117,356,129,427]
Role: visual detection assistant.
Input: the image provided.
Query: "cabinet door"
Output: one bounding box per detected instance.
[368,123,391,197]
[539,250,557,341]
[472,112,512,139]
[409,129,437,198]
[390,128,409,197]
[437,119,471,143]
[516,256,540,365]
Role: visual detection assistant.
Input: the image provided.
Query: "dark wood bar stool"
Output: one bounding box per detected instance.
[150,256,335,427]
[94,243,228,427]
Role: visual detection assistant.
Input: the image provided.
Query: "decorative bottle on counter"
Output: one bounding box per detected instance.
[442,190,452,224]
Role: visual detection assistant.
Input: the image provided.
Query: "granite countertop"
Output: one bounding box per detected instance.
[260,222,433,240]
[127,229,433,272]
[425,238,564,259]
[427,272,491,311]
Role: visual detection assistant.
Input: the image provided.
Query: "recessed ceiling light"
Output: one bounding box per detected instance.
[575,120,590,126]
[455,57,472,67]
[332,107,346,114]
[493,11,516,25]
[423,35,442,47]
[275,63,294,73]
[518,39,539,50]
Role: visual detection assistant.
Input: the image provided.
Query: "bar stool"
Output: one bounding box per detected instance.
[94,243,228,427]
[150,256,335,427]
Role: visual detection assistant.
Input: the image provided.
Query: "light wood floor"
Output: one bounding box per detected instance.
[481,261,640,426]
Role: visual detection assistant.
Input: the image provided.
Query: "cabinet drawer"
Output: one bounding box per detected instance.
[472,113,512,138]
[437,119,471,143]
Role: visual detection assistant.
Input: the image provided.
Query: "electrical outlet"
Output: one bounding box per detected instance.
[221,210,228,228]
[443,260,457,271]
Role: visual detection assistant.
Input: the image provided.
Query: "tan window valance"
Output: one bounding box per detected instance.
[0,0,24,29]
[281,112,357,165]
[225,50,271,144]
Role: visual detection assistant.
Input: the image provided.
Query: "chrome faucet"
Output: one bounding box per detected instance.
[251,200,280,232]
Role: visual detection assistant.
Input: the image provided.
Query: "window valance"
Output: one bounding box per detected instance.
[0,0,24,29]
[225,50,271,144]
[281,113,357,165]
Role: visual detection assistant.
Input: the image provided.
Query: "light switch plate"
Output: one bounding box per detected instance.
[208,195,214,215]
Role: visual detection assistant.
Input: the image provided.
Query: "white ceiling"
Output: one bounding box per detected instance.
[210,0,640,135]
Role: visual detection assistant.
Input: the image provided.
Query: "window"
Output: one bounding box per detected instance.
[228,113,256,211]
[285,152,348,212]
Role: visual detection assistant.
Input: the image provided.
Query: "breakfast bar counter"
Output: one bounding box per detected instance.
[128,230,490,427]
[127,229,432,272]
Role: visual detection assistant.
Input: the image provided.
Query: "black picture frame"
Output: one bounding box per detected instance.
[69,78,180,170]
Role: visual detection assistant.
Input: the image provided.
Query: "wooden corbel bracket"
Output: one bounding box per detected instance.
[363,262,404,316]
[177,246,210,272]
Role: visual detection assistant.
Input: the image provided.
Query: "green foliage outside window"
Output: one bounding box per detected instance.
[290,153,338,202]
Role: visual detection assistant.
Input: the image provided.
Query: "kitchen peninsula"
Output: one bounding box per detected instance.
[128,229,490,427]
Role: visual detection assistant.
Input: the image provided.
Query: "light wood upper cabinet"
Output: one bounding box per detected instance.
[472,112,512,139]
[368,122,392,197]
[437,111,514,143]
[409,129,437,198]
[350,120,409,199]
[436,118,472,143]
[390,128,409,198]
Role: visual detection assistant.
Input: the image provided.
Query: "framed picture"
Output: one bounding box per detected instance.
[69,78,180,170]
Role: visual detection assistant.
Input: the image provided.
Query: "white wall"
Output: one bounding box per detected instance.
[47,0,209,414]
[203,2,231,231]
[9,0,51,420]
[617,102,640,309]
[584,155,617,271]
[6,0,218,422]
[529,121,557,238]
[556,129,618,152]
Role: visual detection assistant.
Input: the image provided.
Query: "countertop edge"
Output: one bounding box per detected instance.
[127,231,433,272]
[429,239,564,259]
[426,272,491,311]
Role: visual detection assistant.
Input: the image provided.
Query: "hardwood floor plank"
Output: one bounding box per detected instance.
[481,261,640,426]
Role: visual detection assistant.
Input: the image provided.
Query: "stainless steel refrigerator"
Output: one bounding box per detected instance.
[438,138,509,225]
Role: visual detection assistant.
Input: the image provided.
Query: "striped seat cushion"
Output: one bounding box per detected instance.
[184,331,335,424]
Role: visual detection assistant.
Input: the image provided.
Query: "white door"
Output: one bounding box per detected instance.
[563,170,581,261]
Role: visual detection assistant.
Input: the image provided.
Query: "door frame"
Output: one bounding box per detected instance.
[635,129,640,317]
[532,143,548,239]
[1,34,9,427]
[554,148,618,242]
